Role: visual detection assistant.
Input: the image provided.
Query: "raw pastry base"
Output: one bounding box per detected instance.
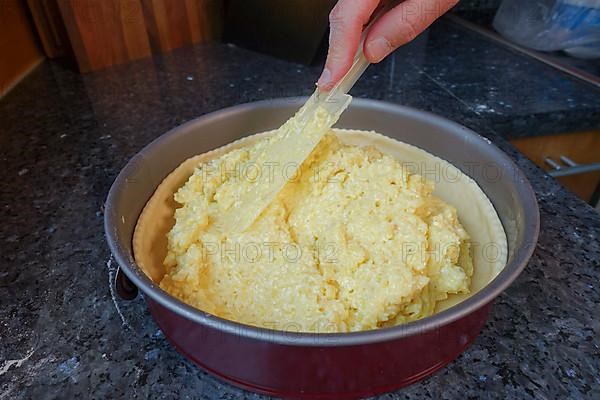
[133,129,508,314]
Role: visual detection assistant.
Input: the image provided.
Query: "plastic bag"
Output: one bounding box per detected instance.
[493,0,600,58]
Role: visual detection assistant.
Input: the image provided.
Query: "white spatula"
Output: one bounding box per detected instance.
[220,6,392,233]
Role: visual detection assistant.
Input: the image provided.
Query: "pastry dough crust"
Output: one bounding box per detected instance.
[133,129,507,314]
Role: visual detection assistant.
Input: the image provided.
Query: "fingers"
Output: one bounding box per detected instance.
[318,0,459,89]
[318,0,381,91]
[364,0,459,63]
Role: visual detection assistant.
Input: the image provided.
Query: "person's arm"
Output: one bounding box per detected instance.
[317,0,459,90]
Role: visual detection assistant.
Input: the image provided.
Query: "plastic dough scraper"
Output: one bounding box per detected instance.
[220,18,379,233]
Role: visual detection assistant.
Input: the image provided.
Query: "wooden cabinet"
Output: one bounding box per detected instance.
[26,0,71,59]
[511,131,600,204]
[0,0,44,96]
[20,0,224,73]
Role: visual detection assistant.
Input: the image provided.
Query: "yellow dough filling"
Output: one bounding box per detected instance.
[160,133,473,333]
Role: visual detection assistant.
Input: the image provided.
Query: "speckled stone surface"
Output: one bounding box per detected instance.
[1,18,599,399]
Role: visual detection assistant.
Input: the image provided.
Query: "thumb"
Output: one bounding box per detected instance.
[318,0,380,91]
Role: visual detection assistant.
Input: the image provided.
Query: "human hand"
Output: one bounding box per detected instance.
[318,0,459,90]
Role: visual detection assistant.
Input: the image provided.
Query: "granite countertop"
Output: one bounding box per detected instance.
[1,18,599,399]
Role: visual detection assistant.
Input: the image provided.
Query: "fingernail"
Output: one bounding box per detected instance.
[366,37,392,63]
[317,68,333,90]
